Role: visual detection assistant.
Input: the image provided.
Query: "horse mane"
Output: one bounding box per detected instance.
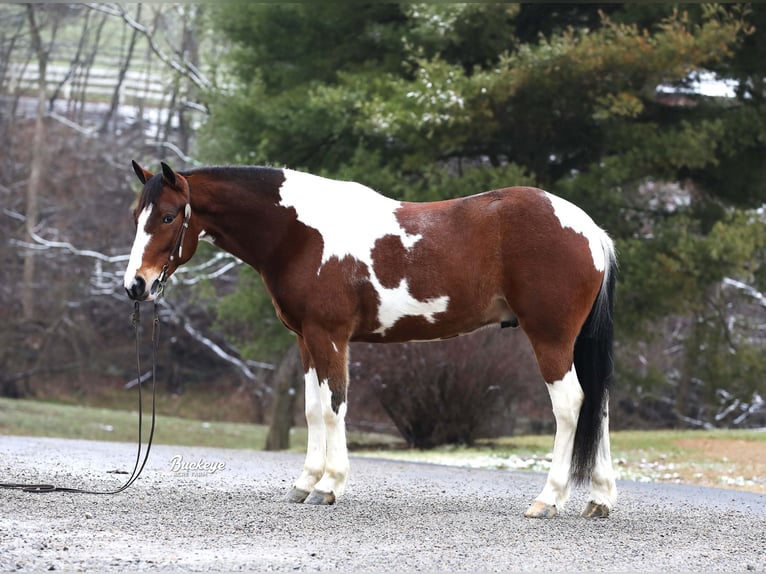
[181,165,285,188]
[138,165,286,210]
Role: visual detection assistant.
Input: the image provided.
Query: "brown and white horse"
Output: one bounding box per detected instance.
[124,161,617,518]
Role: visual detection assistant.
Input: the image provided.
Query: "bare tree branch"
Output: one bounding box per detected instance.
[158,299,275,386]
[85,3,211,92]
[180,318,271,381]
[13,229,128,263]
[47,110,95,137]
[146,139,196,164]
[10,225,245,300]
[99,3,142,133]
[722,277,766,309]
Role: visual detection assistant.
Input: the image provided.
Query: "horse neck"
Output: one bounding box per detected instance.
[187,169,291,272]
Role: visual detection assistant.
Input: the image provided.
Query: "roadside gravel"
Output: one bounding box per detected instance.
[1,436,764,572]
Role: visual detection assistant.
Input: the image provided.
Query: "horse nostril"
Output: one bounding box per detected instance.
[126,276,147,300]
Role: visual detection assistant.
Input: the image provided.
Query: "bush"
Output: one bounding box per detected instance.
[349,328,543,448]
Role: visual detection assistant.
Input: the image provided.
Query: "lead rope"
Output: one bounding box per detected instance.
[0,300,159,494]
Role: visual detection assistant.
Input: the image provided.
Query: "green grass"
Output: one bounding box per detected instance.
[4,397,763,456]
[3,397,764,494]
[0,397,271,450]
[0,397,397,452]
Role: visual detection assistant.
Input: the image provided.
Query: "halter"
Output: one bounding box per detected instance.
[152,201,192,298]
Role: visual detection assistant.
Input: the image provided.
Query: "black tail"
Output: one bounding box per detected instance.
[571,242,617,485]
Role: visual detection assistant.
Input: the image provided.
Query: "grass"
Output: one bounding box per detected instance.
[356,429,766,494]
[0,397,270,450]
[0,397,391,452]
[2,397,764,493]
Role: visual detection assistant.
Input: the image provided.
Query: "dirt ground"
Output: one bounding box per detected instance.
[3,436,766,572]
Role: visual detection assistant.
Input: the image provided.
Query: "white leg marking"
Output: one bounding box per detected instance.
[535,366,583,509]
[312,381,349,497]
[293,368,326,493]
[589,401,617,508]
[123,205,153,289]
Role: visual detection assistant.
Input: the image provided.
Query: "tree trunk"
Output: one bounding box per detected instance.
[22,5,49,322]
[49,8,90,113]
[264,344,302,451]
[676,315,704,424]
[75,12,107,124]
[99,4,141,134]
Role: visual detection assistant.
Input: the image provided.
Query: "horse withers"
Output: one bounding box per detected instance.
[124,161,617,518]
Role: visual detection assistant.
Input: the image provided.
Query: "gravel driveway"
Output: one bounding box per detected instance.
[1,436,764,572]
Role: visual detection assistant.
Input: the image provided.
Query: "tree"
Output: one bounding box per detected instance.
[99,4,142,133]
[1,5,275,424]
[201,4,766,434]
[22,5,56,321]
[264,344,302,451]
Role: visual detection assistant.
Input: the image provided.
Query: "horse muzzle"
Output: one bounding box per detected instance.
[125,276,150,301]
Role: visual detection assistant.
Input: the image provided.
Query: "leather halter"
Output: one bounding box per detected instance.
[152,201,192,298]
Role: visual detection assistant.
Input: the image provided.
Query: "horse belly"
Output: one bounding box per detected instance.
[351,262,510,344]
[351,200,512,343]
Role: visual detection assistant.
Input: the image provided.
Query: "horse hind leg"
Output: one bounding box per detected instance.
[524,333,616,518]
[582,402,616,518]
[524,359,583,519]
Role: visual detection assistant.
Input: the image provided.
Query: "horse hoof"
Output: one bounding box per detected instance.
[524,501,557,519]
[581,501,610,518]
[287,487,310,503]
[304,489,336,505]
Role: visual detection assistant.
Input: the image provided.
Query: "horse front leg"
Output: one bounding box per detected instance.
[303,376,349,505]
[288,363,327,503]
[291,329,350,505]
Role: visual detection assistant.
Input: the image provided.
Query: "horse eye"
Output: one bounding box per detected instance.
[162,214,175,224]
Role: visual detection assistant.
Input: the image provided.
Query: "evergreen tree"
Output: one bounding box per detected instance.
[200,4,766,430]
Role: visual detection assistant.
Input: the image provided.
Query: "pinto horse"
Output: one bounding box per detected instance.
[124,161,617,518]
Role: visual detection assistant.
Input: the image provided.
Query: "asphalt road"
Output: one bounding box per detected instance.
[1,436,764,572]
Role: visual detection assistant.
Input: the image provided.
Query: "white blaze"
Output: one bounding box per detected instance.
[278,170,449,333]
[123,205,153,289]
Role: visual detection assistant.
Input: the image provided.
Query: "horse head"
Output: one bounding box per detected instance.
[123,161,199,301]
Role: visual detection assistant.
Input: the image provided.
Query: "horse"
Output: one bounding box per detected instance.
[124,161,618,519]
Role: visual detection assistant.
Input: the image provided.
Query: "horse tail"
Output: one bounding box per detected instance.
[571,231,617,485]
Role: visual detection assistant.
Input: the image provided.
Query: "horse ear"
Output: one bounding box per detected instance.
[160,161,177,187]
[132,160,153,184]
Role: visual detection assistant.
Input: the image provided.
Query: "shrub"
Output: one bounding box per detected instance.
[349,328,542,448]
